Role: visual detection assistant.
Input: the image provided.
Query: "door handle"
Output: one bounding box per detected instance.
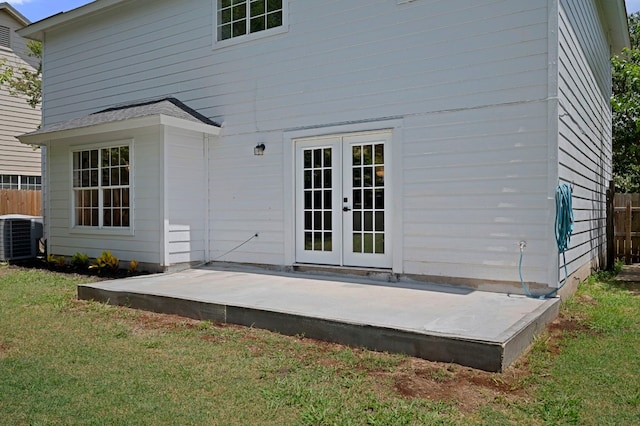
[343,206,351,212]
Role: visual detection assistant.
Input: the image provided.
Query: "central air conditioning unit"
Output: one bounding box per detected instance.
[0,215,43,261]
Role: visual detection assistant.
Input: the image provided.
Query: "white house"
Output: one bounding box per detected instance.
[18,0,629,296]
[0,2,41,191]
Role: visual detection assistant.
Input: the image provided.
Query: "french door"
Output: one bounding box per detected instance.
[295,131,392,268]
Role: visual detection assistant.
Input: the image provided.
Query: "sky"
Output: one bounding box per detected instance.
[6,0,640,23]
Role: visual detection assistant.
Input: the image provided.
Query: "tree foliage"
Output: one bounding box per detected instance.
[0,40,42,108]
[612,13,640,192]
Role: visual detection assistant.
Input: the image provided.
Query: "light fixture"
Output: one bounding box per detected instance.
[254,143,265,156]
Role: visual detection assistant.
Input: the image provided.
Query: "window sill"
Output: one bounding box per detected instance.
[213,25,288,50]
[69,227,134,237]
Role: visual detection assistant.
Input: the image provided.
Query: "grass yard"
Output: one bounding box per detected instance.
[0,264,639,425]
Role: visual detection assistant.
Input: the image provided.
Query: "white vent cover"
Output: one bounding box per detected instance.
[0,26,10,48]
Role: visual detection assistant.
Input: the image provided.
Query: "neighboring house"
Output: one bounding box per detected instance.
[0,2,40,191]
[18,0,629,295]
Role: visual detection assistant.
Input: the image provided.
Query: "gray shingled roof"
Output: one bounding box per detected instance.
[25,98,219,136]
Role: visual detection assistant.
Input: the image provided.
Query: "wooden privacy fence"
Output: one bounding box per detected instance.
[613,193,640,264]
[0,190,42,216]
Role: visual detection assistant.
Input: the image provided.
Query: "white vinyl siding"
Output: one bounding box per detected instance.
[557,0,612,280]
[46,128,161,265]
[166,128,208,265]
[36,0,617,286]
[40,0,551,277]
[0,10,41,177]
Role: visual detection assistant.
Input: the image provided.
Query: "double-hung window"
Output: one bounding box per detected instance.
[72,144,131,229]
[216,0,285,43]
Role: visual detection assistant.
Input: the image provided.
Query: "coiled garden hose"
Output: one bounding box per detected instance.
[519,183,573,299]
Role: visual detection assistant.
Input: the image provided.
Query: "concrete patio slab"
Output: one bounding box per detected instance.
[78,264,560,372]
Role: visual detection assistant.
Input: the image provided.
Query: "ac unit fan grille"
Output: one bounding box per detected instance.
[0,218,41,261]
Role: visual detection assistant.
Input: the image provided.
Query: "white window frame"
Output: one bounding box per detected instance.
[213,0,288,48]
[69,140,134,235]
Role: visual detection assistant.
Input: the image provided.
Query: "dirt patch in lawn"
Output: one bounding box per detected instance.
[96,303,586,415]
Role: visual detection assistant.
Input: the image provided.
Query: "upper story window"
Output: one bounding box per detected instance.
[216,0,284,43]
[0,26,10,49]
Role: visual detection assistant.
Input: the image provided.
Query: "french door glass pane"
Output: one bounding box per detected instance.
[302,147,333,252]
[352,143,384,255]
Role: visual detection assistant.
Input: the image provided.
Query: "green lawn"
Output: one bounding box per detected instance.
[0,264,638,425]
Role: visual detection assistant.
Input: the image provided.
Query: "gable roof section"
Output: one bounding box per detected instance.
[17,0,127,40]
[0,2,30,26]
[19,97,220,145]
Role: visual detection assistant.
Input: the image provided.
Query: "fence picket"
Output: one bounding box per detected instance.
[0,190,42,216]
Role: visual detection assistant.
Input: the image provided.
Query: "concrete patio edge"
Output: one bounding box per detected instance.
[77,284,560,372]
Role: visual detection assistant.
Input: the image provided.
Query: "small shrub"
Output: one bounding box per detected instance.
[128,259,139,274]
[90,251,120,275]
[47,254,66,269]
[70,252,90,270]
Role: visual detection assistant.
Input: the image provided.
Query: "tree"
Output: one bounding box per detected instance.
[612,13,640,192]
[0,40,42,108]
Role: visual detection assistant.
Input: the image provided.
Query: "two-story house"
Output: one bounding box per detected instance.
[18,0,629,296]
[0,2,40,193]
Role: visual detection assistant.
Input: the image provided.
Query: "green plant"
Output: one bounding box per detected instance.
[128,259,139,274]
[89,251,120,275]
[46,254,66,268]
[70,252,90,270]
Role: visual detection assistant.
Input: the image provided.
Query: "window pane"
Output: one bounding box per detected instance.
[324,233,332,252]
[233,3,247,20]
[323,190,332,209]
[111,168,120,185]
[266,11,282,29]
[250,16,265,33]
[303,150,312,168]
[233,20,246,36]
[220,8,232,24]
[267,0,281,12]
[90,150,99,168]
[375,234,385,254]
[363,145,372,165]
[122,209,130,227]
[353,234,362,253]
[120,167,129,185]
[219,24,232,40]
[324,212,332,231]
[250,0,265,16]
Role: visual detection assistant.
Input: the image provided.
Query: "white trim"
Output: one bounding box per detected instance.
[161,127,170,268]
[68,139,134,236]
[20,114,220,146]
[17,0,127,41]
[204,134,211,263]
[547,0,560,288]
[285,119,403,272]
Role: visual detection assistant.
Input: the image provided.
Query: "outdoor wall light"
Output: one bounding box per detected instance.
[254,143,266,156]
